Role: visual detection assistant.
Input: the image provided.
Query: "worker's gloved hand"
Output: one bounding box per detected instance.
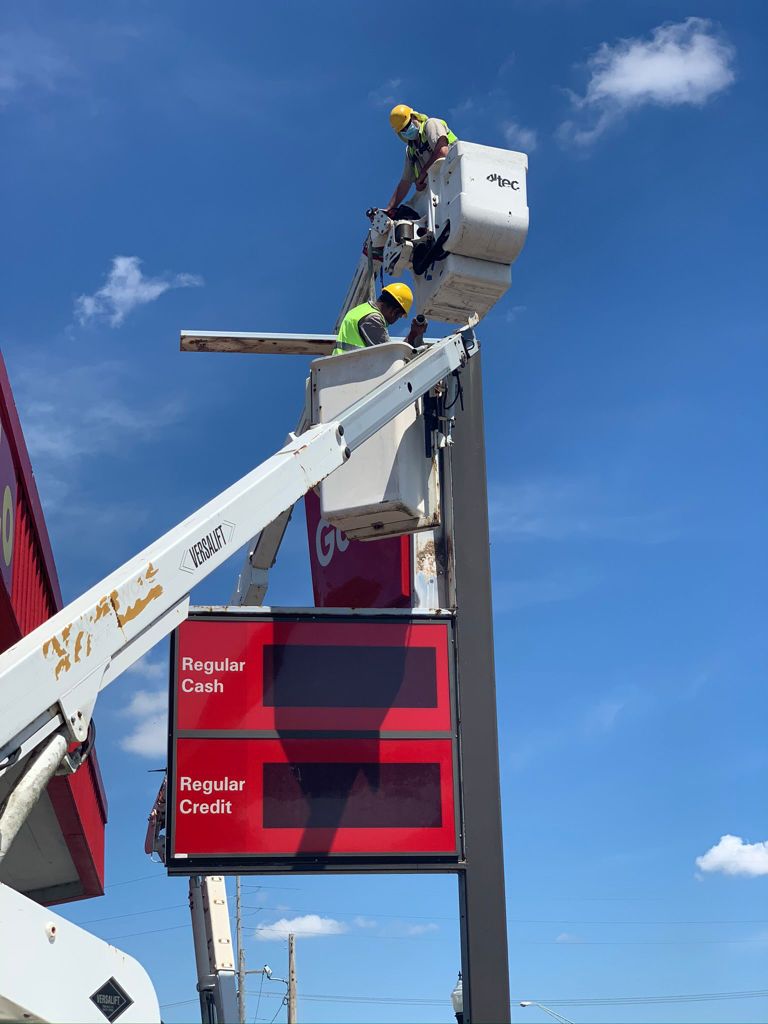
[410,316,428,339]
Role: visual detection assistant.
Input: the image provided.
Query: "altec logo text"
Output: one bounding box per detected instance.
[487,172,520,190]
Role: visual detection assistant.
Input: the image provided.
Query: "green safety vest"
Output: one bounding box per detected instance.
[331,302,387,357]
[407,117,458,180]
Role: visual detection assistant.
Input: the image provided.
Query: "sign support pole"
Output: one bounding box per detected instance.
[236,877,245,1024]
[448,352,510,1023]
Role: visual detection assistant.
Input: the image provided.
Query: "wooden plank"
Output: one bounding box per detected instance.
[180,331,336,356]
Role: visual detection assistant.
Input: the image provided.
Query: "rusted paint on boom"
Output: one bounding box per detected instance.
[41,563,163,680]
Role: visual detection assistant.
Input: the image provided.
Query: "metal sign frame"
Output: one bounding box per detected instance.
[165,608,462,875]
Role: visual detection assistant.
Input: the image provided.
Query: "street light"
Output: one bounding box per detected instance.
[519,1001,574,1024]
[450,972,463,1024]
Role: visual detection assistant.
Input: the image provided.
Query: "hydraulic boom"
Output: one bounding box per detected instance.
[0,327,475,861]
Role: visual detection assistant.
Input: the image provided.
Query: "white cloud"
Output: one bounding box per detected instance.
[19,365,183,461]
[353,916,377,929]
[449,98,475,120]
[404,922,439,936]
[127,654,167,682]
[13,358,186,540]
[493,572,596,612]
[503,120,538,152]
[488,477,675,544]
[504,305,527,323]
[254,915,348,941]
[119,687,167,758]
[75,255,203,327]
[509,686,645,771]
[559,18,735,146]
[12,358,185,529]
[696,835,768,878]
[583,697,626,734]
[368,78,403,109]
[555,932,583,944]
[0,31,74,106]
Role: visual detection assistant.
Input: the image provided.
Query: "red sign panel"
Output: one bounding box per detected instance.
[0,416,17,595]
[305,491,412,608]
[175,617,451,732]
[167,612,458,871]
[171,737,456,857]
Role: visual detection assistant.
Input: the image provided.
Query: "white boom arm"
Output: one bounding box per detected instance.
[0,330,473,793]
[0,882,161,1022]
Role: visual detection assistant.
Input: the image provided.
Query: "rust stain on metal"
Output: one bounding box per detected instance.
[42,634,72,679]
[112,564,164,628]
[117,585,163,626]
[416,540,437,575]
[54,654,71,679]
[42,630,77,678]
[42,563,163,679]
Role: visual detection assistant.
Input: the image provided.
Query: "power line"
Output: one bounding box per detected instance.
[103,874,299,892]
[252,970,265,1024]
[240,988,768,1008]
[520,938,767,946]
[78,904,187,924]
[529,990,768,1008]
[244,924,764,946]
[267,997,284,1024]
[104,921,767,947]
[510,917,768,925]
[241,885,304,892]
[105,873,166,888]
[241,904,454,922]
[242,902,768,927]
[104,924,189,941]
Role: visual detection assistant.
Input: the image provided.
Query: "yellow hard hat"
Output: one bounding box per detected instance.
[381,282,413,315]
[389,104,413,134]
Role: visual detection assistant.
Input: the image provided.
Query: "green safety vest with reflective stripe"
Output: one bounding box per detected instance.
[407,117,458,180]
[331,302,387,357]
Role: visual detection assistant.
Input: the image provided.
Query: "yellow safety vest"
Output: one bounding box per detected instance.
[331,302,387,357]
[407,117,458,180]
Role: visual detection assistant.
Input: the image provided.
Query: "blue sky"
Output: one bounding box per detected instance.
[1,1,767,1022]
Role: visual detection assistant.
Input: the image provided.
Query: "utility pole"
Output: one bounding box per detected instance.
[236,877,245,1024]
[287,933,297,1023]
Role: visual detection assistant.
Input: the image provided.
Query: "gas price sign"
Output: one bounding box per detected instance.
[166,611,459,873]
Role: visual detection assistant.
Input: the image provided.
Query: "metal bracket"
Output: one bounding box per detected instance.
[57,661,109,744]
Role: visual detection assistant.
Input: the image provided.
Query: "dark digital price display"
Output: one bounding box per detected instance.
[174,618,452,732]
[263,762,442,828]
[169,736,458,861]
[263,645,437,708]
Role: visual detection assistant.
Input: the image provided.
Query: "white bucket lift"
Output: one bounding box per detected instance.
[368,141,529,323]
[416,141,528,321]
[310,341,439,540]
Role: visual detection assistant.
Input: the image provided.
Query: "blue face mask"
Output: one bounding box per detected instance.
[400,122,419,141]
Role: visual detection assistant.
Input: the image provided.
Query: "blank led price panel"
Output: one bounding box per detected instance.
[166,612,460,873]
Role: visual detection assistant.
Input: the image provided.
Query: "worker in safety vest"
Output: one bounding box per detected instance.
[384,105,458,214]
[332,283,427,356]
